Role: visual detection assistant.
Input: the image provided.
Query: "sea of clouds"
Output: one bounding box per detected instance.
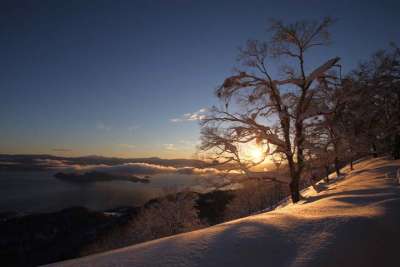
[34,159,222,176]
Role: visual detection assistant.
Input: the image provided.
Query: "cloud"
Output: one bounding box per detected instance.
[179,139,200,147]
[34,159,106,172]
[93,162,176,175]
[34,158,71,167]
[38,159,223,176]
[117,144,136,149]
[161,141,198,152]
[128,124,141,134]
[96,121,110,131]
[96,163,222,176]
[163,143,177,150]
[170,108,208,123]
[176,167,221,175]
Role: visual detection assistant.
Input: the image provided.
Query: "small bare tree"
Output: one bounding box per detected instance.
[131,191,203,242]
[225,179,286,220]
[303,124,335,182]
[201,17,340,203]
[309,76,348,176]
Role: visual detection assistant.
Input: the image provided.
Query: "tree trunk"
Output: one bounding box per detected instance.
[350,156,354,171]
[392,134,400,160]
[334,156,341,177]
[289,175,300,203]
[349,146,354,171]
[325,165,330,182]
[291,119,304,204]
[371,142,378,158]
[332,139,342,177]
[287,157,301,203]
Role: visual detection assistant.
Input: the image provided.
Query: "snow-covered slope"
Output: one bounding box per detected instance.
[45,158,400,267]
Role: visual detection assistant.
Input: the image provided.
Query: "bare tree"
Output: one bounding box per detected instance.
[303,124,335,182]
[201,17,340,203]
[343,44,400,159]
[334,78,370,169]
[131,191,204,242]
[225,179,286,220]
[311,75,348,176]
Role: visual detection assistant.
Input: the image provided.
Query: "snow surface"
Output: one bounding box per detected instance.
[45,157,400,267]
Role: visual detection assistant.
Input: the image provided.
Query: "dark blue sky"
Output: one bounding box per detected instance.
[1,0,399,158]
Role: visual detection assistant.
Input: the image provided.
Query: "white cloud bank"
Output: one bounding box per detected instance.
[170,108,208,123]
[36,159,222,176]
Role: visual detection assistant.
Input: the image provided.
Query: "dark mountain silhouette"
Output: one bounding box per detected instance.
[54,171,150,184]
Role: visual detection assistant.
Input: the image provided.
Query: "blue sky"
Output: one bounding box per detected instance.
[0,0,399,158]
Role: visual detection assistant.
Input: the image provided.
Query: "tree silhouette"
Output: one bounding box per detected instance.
[201,17,340,203]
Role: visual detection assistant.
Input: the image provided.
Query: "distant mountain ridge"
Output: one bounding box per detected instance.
[0,154,209,171]
[54,171,150,184]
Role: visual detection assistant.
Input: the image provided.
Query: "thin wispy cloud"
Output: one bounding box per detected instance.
[163,143,177,150]
[159,140,199,153]
[161,140,199,152]
[117,144,136,150]
[34,158,71,167]
[179,139,200,147]
[96,121,110,131]
[170,108,208,123]
[128,124,141,134]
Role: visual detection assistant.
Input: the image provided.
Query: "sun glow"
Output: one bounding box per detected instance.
[245,145,265,163]
[249,147,263,162]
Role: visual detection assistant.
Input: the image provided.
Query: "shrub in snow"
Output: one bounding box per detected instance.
[131,191,204,242]
[225,180,286,220]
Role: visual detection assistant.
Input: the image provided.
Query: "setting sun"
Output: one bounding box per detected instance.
[250,147,263,162]
[247,145,264,162]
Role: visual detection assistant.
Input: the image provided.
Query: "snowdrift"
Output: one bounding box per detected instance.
[45,158,400,267]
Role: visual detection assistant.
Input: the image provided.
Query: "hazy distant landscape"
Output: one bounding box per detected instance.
[0,154,222,213]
